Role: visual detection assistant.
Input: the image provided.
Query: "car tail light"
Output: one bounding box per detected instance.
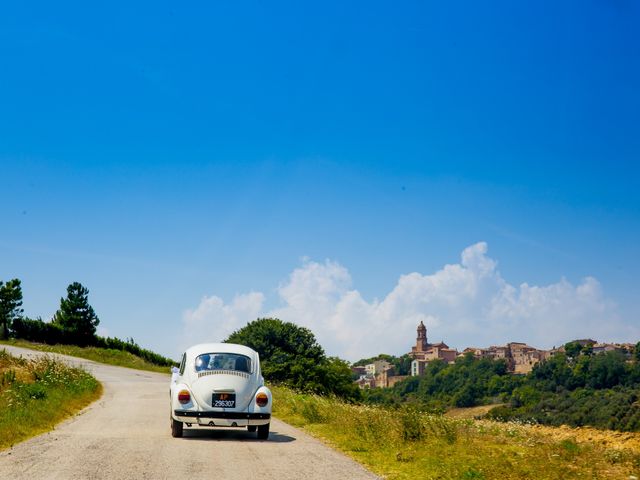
[178,390,191,404]
[256,392,268,407]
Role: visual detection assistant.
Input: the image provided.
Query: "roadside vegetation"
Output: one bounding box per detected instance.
[0,339,172,374]
[0,348,102,450]
[273,385,640,480]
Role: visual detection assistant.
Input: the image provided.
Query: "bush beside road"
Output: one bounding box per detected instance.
[0,348,102,450]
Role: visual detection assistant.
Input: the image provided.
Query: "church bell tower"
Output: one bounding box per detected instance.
[416,320,428,352]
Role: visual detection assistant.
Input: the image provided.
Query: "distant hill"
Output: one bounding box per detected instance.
[361,340,640,432]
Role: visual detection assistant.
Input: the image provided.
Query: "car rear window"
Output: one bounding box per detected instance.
[194,353,252,373]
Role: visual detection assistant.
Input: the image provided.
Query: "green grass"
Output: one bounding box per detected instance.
[272,386,640,480]
[0,339,171,374]
[0,348,103,450]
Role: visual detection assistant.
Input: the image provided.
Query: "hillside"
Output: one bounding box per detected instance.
[360,342,640,432]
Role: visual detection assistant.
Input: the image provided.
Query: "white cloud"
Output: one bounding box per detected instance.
[180,243,636,361]
[180,292,264,352]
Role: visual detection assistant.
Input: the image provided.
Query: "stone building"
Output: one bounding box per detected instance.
[365,360,392,376]
[353,361,408,389]
[374,365,409,388]
[552,341,634,356]
[355,375,376,389]
[409,321,458,376]
[463,342,549,374]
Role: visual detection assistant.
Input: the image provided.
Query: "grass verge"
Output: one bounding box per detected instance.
[0,348,102,450]
[272,386,640,480]
[0,339,171,374]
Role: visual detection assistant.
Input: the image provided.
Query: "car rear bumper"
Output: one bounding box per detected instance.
[174,410,270,420]
[173,410,270,427]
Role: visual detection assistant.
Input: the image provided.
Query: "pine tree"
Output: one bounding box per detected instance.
[52,282,100,346]
[0,278,24,339]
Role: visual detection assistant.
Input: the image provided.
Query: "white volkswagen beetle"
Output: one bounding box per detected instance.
[170,343,272,439]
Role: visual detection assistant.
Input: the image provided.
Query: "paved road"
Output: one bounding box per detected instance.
[0,345,379,480]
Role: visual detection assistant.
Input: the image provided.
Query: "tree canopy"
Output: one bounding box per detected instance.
[364,353,519,410]
[0,278,24,339]
[52,282,100,346]
[225,318,360,400]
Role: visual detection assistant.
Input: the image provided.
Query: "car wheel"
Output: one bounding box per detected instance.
[247,425,257,432]
[171,418,184,438]
[257,423,270,440]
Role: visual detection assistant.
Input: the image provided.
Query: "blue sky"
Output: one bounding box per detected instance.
[1,1,639,360]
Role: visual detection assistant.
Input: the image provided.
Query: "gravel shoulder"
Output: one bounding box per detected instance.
[0,345,379,480]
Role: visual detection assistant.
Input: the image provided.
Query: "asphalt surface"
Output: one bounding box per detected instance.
[0,345,379,480]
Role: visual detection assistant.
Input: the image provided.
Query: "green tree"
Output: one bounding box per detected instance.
[634,342,640,363]
[52,282,99,346]
[0,279,24,339]
[453,384,480,407]
[531,352,574,391]
[586,351,627,389]
[564,341,584,360]
[319,356,361,400]
[225,318,360,400]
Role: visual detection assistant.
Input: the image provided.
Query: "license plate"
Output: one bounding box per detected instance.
[212,393,235,408]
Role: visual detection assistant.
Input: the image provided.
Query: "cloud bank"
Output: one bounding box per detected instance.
[181,243,635,360]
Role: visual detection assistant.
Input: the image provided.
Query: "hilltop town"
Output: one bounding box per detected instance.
[352,321,635,389]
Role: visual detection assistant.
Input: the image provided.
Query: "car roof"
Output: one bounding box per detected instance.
[184,342,257,359]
